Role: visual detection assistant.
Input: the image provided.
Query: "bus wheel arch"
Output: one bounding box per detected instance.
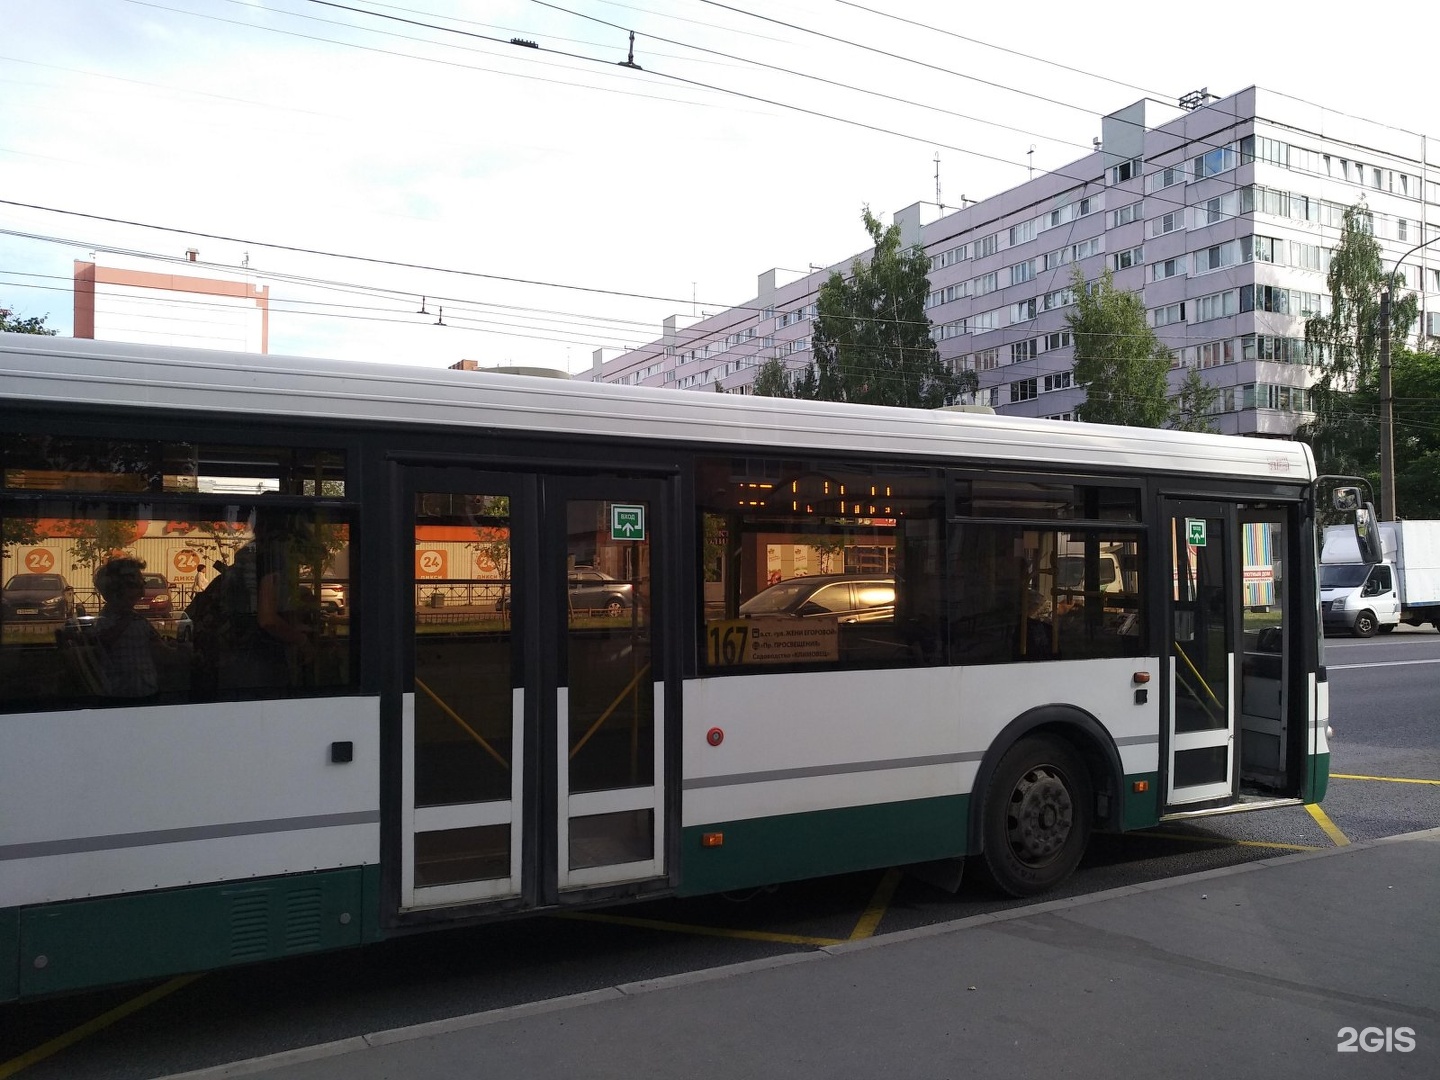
[969,707,1123,897]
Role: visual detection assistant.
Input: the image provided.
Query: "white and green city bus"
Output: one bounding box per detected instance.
[0,332,1330,1001]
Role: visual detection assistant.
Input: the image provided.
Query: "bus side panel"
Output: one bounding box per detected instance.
[0,906,16,1003]
[677,795,967,897]
[678,660,1153,893]
[1,699,380,910]
[17,868,367,998]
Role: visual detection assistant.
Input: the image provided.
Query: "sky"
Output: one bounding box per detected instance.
[2,0,1436,375]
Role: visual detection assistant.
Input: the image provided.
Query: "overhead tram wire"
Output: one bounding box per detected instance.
[131,0,1360,247]
[832,0,1175,102]
[17,29,1424,367]
[285,0,1347,234]
[521,0,1090,151]
[123,0,733,114]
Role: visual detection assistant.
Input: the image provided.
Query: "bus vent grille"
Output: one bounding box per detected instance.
[229,894,272,961]
[284,889,324,951]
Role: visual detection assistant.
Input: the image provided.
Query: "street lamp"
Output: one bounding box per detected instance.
[1379,233,1440,520]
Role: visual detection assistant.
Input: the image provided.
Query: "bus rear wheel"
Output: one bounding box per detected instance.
[979,735,1092,897]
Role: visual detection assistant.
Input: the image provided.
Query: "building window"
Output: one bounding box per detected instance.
[1043,331,1071,352]
[1042,371,1072,393]
[1149,211,1183,238]
[1112,200,1143,228]
[1242,236,1282,264]
[1010,378,1038,402]
[1010,260,1035,286]
[1193,290,1236,322]
[1110,158,1141,184]
[1009,220,1036,246]
[1151,302,1186,327]
[1112,247,1143,271]
[1011,339,1037,364]
[1148,164,1186,192]
[1197,340,1235,368]
[1010,298,1037,324]
[1193,242,1237,275]
[1151,257,1184,281]
[1192,146,1237,179]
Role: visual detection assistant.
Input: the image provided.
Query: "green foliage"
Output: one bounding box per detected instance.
[0,306,58,335]
[1,518,43,559]
[752,357,794,399]
[753,209,975,409]
[1066,267,1174,427]
[1171,368,1220,433]
[68,519,141,575]
[1318,345,1440,517]
[1301,202,1420,478]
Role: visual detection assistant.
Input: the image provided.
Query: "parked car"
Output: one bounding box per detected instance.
[568,568,632,615]
[297,581,346,615]
[496,568,633,616]
[2,572,71,620]
[310,582,346,614]
[739,574,895,624]
[134,572,175,620]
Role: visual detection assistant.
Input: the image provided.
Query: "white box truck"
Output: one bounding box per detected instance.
[1320,520,1440,636]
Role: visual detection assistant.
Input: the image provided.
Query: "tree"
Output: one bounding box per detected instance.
[1300,202,1418,477]
[1170,368,1220,433]
[1326,344,1440,517]
[67,519,142,578]
[1,306,58,335]
[1066,266,1174,427]
[754,209,975,408]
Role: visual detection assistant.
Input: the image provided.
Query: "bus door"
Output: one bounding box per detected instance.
[400,466,671,914]
[1163,500,1237,806]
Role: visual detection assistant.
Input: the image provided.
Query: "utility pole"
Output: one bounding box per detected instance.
[1379,287,1394,521]
[1380,233,1440,521]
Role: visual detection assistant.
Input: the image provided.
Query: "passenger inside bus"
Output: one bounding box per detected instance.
[91,556,166,701]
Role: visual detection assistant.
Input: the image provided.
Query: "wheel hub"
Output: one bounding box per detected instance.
[1006,766,1073,865]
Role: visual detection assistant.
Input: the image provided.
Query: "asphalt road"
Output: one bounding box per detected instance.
[3,626,1437,1080]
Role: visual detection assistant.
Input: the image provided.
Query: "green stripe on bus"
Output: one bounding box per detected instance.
[0,906,18,1003]
[16,867,369,998]
[678,795,969,897]
[1308,752,1331,803]
[1122,772,1162,830]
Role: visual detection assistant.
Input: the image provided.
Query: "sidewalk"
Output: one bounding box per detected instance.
[164,829,1440,1080]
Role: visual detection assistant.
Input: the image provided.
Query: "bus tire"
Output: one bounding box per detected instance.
[1352,611,1378,638]
[978,734,1092,897]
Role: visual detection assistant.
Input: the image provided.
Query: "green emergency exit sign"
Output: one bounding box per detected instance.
[1186,518,1207,546]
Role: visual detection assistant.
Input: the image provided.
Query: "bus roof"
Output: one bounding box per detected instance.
[0,332,1315,484]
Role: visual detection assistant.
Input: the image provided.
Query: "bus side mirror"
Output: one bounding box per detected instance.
[1353,503,1382,565]
[1331,486,1361,512]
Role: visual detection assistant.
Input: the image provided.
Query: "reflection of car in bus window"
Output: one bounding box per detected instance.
[1055,554,1121,592]
[740,575,895,624]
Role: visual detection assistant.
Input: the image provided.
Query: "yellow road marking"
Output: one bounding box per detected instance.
[1331,772,1440,786]
[1134,830,1320,852]
[0,974,201,1079]
[1305,803,1351,846]
[554,911,843,947]
[850,868,902,940]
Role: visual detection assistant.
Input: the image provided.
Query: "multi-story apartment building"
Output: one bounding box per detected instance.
[581,86,1440,437]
